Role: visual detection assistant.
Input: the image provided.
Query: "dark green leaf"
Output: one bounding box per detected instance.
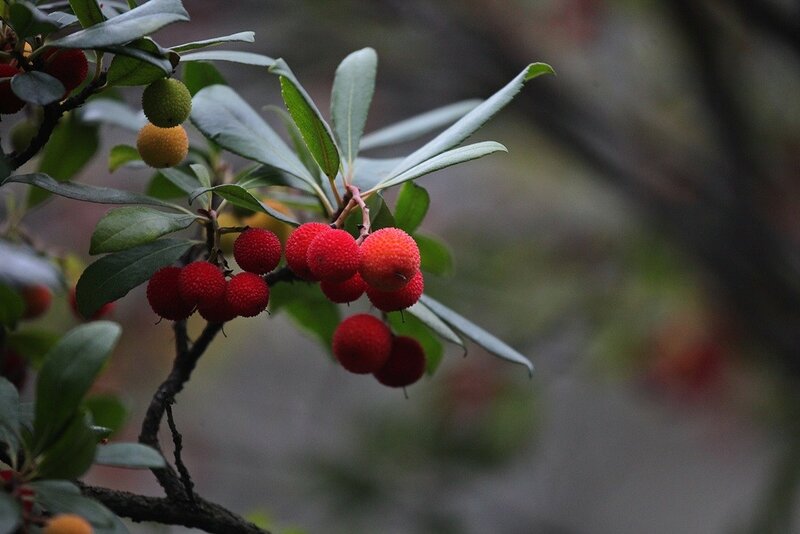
[269,283,340,349]
[415,233,453,276]
[394,182,429,234]
[6,329,60,368]
[418,294,534,375]
[331,47,377,165]
[8,2,58,38]
[10,71,65,105]
[270,59,340,179]
[189,184,298,226]
[146,173,186,199]
[101,42,176,75]
[79,99,146,131]
[179,50,274,67]
[171,31,255,53]
[108,144,141,172]
[343,194,393,235]
[33,322,121,452]
[265,105,322,185]
[85,395,127,436]
[46,0,189,50]
[36,412,97,479]
[106,38,168,86]
[94,442,165,468]
[183,61,226,96]
[0,377,20,457]
[90,206,196,254]
[190,163,211,189]
[158,167,201,194]
[0,285,24,328]
[351,157,404,191]
[0,492,21,534]
[76,238,194,319]
[387,314,444,375]
[69,0,105,27]
[30,480,120,530]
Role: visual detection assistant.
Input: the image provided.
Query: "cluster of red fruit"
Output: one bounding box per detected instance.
[0,48,88,114]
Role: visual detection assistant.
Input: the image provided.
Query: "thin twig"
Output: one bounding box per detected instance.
[165,403,195,504]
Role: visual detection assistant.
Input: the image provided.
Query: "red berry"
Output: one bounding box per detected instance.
[225,272,269,317]
[42,48,88,96]
[1,350,28,390]
[0,64,24,114]
[366,270,424,312]
[285,222,331,280]
[146,267,194,320]
[374,336,427,388]
[359,228,420,291]
[20,284,52,319]
[307,229,360,282]
[178,261,226,307]
[198,288,238,323]
[321,272,367,304]
[69,286,116,321]
[233,228,282,274]
[332,314,392,374]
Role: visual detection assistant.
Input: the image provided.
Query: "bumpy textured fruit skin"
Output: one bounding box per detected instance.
[307,229,359,282]
[366,270,424,312]
[234,228,282,274]
[69,287,115,321]
[359,228,421,291]
[332,314,392,374]
[374,335,427,388]
[1,350,28,390]
[198,287,238,323]
[141,78,192,127]
[225,272,269,317]
[20,284,52,319]
[178,262,226,307]
[146,266,194,320]
[136,123,188,168]
[285,222,332,281]
[42,49,88,96]
[321,272,367,304]
[243,198,295,243]
[43,513,93,534]
[0,64,24,114]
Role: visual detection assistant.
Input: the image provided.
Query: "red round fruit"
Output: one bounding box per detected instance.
[307,228,360,282]
[225,272,269,317]
[359,227,420,291]
[42,48,88,96]
[20,284,52,319]
[332,314,392,374]
[69,286,116,321]
[285,222,331,280]
[178,261,226,307]
[374,335,427,388]
[366,270,424,312]
[233,228,282,274]
[1,350,28,390]
[147,266,194,321]
[321,272,367,304]
[198,290,238,323]
[0,64,24,114]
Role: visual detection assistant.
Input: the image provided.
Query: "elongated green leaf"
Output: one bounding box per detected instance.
[85,395,127,437]
[70,0,105,27]
[0,285,24,328]
[79,99,146,131]
[374,141,507,191]
[106,38,169,86]
[269,283,340,349]
[0,377,20,457]
[270,59,340,179]
[46,0,189,49]
[387,63,553,178]
[418,294,533,375]
[30,480,119,530]
[415,233,453,276]
[394,182,429,234]
[94,442,165,468]
[265,105,322,185]
[158,167,201,194]
[190,163,211,189]
[101,42,176,75]
[90,206,197,254]
[108,144,141,172]
[34,322,121,453]
[8,2,58,38]
[6,329,60,369]
[11,71,65,105]
[179,50,275,67]
[0,492,21,534]
[36,412,97,479]
[351,157,404,191]
[76,238,194,319]
[183,60,226,96]
[4,173,183,210]
[331,47,377,165]
[189,184,298,226]
[359,100,481,151]
[171,31,255,53]
[406,300,463,347]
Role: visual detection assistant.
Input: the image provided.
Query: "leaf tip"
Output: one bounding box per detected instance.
[524,62,556,81]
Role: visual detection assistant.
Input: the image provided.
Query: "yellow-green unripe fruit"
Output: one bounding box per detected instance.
[141,78,192,128]
[10,119,38,152]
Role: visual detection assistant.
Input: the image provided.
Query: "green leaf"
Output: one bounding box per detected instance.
[190,163,211,189]
[343,193,393,235]
[183,60,226,96]
[269,283,340,349]
[350,157,404,191]
[415,233,453,276]
[33,322,121,453]
[0,285,24,328]
[31,113,99,206]
[270,59,340,179]
[418,294,534,375]
[525,62,556,80]
[10,71,65,105]
[102,42,176,75]
[69,0,105,27]
[79,99,146,131]
[387,314,444,375]
[265,105,322,185]
[30,480,121,530]
[36,411,97,479]
[179,50,275,67]
[94,442,165,468]
[76,238,194,319]
[0,377,20,457]
[0,492,21,534]
[8,2,58,38]
[406,300,463,348]
[5,329,60,369]
[394,182,429,234]
[171,31,255,53]
[85,395,127,436]
[4,173,184,211]
[373,141,507,191]
[46,0,189,50]
[106,38,169,86]
[386,63,553,178]
[157,167,201,194]
[90,206,197,254]
[108,144,141,172]
[359,100,481,151]
[146,173,186,199]
[331,47,377,165]
[189,184,298,226]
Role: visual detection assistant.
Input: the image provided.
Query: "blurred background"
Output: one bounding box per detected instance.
[4,0,800,532]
